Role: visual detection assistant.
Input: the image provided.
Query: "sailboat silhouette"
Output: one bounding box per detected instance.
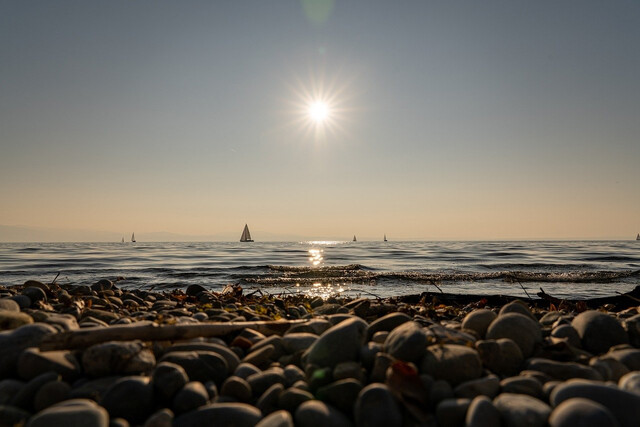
[240,224,254,242]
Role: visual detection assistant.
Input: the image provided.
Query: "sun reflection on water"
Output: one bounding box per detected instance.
[308,248,324,266]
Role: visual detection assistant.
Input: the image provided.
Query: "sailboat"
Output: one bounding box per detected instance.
[131,233,136,243]
[384,234,388,242]
[121,236,124,243]
[353,235,357,242]
[637,233,640,241]
[240,224,254,242]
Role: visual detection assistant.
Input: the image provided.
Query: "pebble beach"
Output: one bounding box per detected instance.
[2,278,640,427]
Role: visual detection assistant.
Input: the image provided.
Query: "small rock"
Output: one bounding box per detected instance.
[0,309,33,330]
[454,375,500,399]
[33,380,71,412]
[333,361,366,383]
[143,408,174,427]
[278,387,314,413]
[436,398,471,427]
[499,301,535,320]
[420,344,482,386]
[256,383,284,415]
[12,371,59,411]
[551,379,640,427]
[0,298,20,312]
[317,378,363,414]
[493,393,551,427]
[366,312,411,339]
[256,409,294,427]
[429,379,454,408]
[306,317,367,367]
[173,402,262,427]
[383,321,428,363]
[550,324,581,348]
[152,362,189,402]
[0,404,30,426]
[548,397,618,427]
[234,362,261,380]
[475,338,523,377]
[185,284,207,296]
[247,369,286,397]
[0,379,25,404]
[83,341,155,377]
[101,376,154,424]
[282,333,317,354]
[486,313,542,358]
[159,351,228,386]
[525,358,602,381]
[294,400,352,427]
[618,371,640,395]
[355,383,402,427]
[465,395,501,427]
[221,376,252,401]
[283,365,305,387]
[571,311,628,354]
[243,344,275,368]
[172,381,208,414]
[27,398,109,427]
[22,287,47,304]
[17,348,80,381]
[500,376,543,399]
[606,348,640,371]
[91,279,113,292]
[461,309,497,338]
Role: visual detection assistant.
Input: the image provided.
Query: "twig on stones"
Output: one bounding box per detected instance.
[37,319,308,351]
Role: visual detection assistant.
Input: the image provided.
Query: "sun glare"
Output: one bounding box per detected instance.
[309,101,330,122]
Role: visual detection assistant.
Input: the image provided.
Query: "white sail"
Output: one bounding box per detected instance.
[240,224,253,242]
[131,233,136,242]
[353,235,357,242]
[121,237,124,243]
[637,233,640,241]
[384,234,387,242]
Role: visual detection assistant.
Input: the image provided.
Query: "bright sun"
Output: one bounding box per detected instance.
[309,101,330,123]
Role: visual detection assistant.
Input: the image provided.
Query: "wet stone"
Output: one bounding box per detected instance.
[317,378,363,414]
[306,317,368,367]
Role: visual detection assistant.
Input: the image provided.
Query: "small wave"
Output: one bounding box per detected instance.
[267,264,366,272]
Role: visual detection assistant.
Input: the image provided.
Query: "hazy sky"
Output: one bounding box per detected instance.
[1,0,639,241]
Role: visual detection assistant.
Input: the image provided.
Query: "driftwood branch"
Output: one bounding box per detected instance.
[38,319,307,351]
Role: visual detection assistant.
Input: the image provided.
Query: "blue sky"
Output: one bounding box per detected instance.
[1,0,639,241]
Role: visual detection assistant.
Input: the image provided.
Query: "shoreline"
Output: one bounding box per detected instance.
[1,278,640,426]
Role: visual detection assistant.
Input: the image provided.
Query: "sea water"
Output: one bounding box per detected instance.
[0,241,638,299]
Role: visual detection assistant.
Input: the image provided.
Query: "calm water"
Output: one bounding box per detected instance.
[0,241,639,299]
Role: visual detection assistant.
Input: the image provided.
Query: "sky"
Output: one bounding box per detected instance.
[1,0,639,241]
